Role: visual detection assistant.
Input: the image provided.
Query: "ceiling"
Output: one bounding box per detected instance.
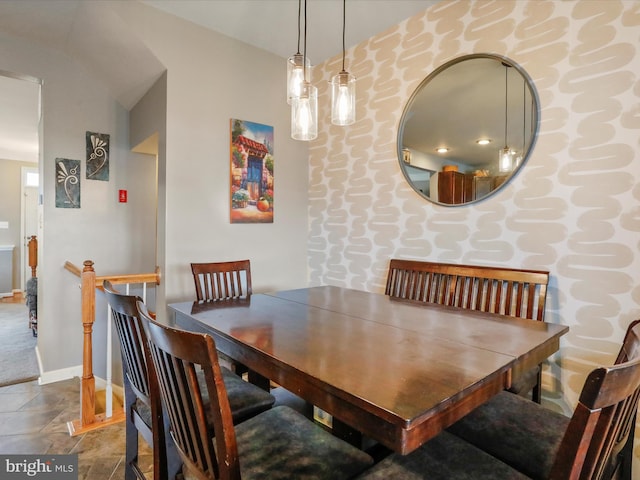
[0,0,435,164]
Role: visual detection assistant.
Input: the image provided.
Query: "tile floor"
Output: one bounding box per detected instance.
[0,377,152,479]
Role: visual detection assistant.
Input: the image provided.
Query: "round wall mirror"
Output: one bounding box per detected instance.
[398,54,539,206]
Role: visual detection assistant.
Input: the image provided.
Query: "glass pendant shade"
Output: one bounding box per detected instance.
[499,146,514,172]
[287,53,310,105]
[331,71,356,125]
[291,82,318,141]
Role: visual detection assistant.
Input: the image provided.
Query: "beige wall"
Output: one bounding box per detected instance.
[0,158,33,291]
[310,0,640,463]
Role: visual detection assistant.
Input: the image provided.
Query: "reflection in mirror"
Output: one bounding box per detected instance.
[398,54,539,206]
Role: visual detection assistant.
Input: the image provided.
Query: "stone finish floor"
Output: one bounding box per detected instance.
[0,377,152,479]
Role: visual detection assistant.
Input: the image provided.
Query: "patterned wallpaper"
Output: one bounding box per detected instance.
[308,0,640,461]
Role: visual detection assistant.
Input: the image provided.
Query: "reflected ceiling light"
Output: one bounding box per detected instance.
[291,0,317,140]
[476,139,491,145]
[331,0,356,126]
[287,0,310,105]
[436,147,449,153]
[499,62,514,173]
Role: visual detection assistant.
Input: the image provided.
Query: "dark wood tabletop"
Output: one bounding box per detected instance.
[169,285,568,455]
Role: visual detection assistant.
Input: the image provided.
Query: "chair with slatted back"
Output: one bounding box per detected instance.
[191,260,252,302]
[385,258,549,402]
[191,260,253,377]
[446,318,640,480]
[357,319,640,480]
[104,280,179,480]
[138,299,373,480]
[104,281,276,480]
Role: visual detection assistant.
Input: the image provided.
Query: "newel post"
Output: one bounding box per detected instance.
[80,260,96,426]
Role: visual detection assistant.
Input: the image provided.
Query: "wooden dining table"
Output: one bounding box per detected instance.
[169,285,568,455]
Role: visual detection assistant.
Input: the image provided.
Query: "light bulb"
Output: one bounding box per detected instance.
[287,54,310,104]
[336,85,351,124]
[330,72,356,126]
[290,67,304,98]
[499,147,514,172]
[296,99,311,134]
[291,82,317,141]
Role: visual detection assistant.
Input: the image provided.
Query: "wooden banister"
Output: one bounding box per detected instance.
[28,235,37,278]
[65,260,160,436]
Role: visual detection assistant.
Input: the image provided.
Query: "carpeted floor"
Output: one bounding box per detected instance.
[0,302,39,386]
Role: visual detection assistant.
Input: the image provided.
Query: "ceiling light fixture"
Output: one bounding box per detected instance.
[330,0,356,126]
[499,62,514,173]
[287,0,310,105]
[436,147,449,153]
[291,0,317,140]
[476,139,491,145]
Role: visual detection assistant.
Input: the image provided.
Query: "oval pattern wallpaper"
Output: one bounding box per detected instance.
[309,0,640,464]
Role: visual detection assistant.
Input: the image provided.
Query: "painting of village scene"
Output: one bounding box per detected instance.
[230,119,274,223]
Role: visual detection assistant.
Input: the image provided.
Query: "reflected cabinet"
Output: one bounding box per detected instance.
[432,171,508,205]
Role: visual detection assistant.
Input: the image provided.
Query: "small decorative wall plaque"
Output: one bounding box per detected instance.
[230,119,274,224]
[86,131,110,181]
[55,158,81,208]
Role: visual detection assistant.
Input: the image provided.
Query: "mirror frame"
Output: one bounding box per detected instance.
[397,53,540,206]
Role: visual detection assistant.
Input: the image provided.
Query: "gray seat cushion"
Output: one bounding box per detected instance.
[219,366,275,423]
[447,391,569,479]
[355,431,528,479]
[236,406,373,480]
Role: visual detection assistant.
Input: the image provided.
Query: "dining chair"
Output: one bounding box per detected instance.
[138,299,374,480]
[104,281,276,480]
[385,258,549,402]
[446,318,640,480]
[357,319,640,479]
[103,280,180,480]
[191,259,252,302]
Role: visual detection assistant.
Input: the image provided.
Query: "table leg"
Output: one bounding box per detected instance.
[247,369,271,391]
[332,417,363,448]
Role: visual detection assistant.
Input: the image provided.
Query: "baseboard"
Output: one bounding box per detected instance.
[37,361,125,401]
[38,364,83,385]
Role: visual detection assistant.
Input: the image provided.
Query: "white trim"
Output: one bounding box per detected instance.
[38,364,82,385]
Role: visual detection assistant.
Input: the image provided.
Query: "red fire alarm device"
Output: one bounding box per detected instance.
[119,190,127,203]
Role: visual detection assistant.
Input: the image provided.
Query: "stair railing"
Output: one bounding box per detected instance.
[63,259,160,436]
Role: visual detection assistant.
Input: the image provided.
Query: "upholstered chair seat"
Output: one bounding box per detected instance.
[447,391,569,479]
[356,431,527,480]
[236,406,373,479]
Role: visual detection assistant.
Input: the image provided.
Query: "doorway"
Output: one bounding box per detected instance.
[0,71,42,385]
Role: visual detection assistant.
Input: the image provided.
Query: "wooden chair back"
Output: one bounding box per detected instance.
[103,281,177,480]
[138,300,240,480]
[191,259,252,302]
[551,319,640,479]
[385,259,549,321]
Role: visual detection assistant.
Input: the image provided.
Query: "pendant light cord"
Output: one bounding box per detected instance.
[296,0,301,54]
[303,0,307,70]
[504,63,508,147]
[341,0,346,72]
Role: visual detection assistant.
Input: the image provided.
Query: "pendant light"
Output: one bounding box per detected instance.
[515,78,526,168]
[287,0,310,105]
[291,0,317,140]
[498,62,514,173]
[330,0,356,126]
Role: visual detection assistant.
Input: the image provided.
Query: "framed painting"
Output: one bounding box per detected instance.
[230,119,274,224]
[55,158,81,208]
[86,131,110,181]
